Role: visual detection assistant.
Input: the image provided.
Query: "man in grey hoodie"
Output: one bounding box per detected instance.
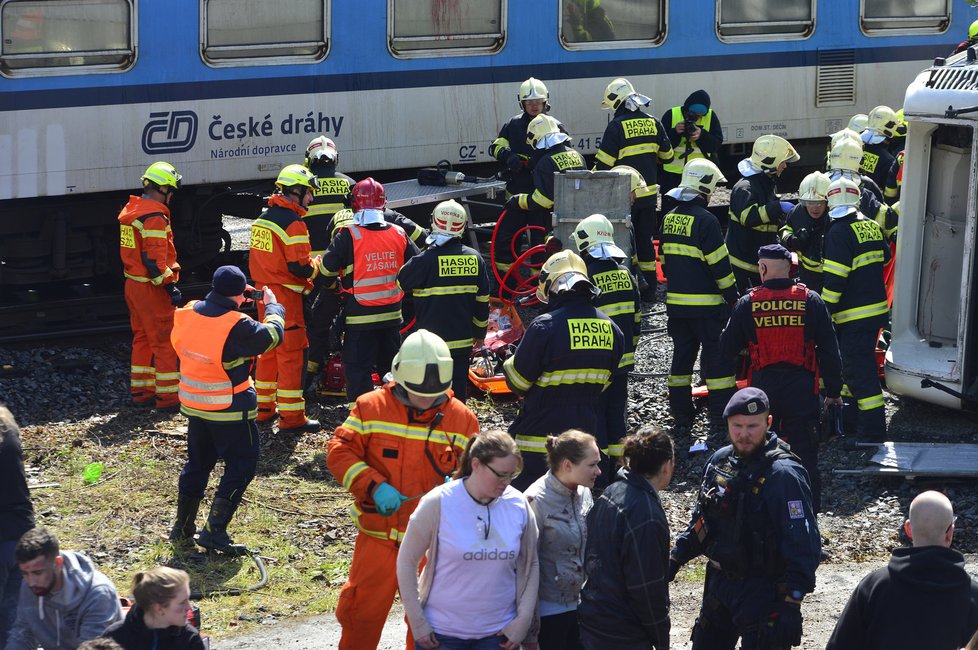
[7,527,122,650]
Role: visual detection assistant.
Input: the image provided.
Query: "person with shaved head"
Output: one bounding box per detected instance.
[826,490,978,649]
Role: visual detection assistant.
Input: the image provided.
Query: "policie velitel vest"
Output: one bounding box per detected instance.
[746,284,816,373]
[172,303,252,411]
[697,442,797,578]
[345,224,406,307]
[662,106,715,175]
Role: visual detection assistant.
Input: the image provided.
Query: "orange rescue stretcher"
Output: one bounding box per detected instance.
[468,299,525,396]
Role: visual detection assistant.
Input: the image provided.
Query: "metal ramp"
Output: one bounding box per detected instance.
[834,442,978,478]
[383,178,506,210]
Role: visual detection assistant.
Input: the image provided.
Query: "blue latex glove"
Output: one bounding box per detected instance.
[373,482,407,516]
[780,200,795,215]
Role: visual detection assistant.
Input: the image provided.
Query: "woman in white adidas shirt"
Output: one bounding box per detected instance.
[397,430,540,650]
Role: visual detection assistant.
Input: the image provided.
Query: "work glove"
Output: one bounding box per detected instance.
[667,558,681,582]
[780,200,795,215]
[793,228,811,248]
[768,600,803,647]
[505,195,524,212]
[165,283,183,306]
[373,482,408,516]
[506,153,523,173]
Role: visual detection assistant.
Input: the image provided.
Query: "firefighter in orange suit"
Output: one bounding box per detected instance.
[118,161,183,410]
[319,177,420,403]
[326,330,479,650]
[169,266,285,553]
[249,165,322,433]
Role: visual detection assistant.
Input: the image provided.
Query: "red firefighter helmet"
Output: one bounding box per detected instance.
[351,177,386,211]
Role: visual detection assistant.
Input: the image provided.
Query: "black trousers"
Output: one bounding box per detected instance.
[451,349,470,402]
[752,367,821,512]
[539,609,584,650]
[632,196,658,289]
[837,322,886,440]
[306,288,342,374]
[668,316,737,422]
[178,416,260,504]
[691,564,789,650]
[342,327,400,403]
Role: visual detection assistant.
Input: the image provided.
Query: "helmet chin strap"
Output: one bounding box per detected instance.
[391,384,448,412]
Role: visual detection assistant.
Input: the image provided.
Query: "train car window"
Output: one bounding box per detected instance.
[201,0,327,66]
[860,0,950,35]
[0,0,134,77]
[388,0,504,57]
[559,0,665,50]
[716,0,814,41]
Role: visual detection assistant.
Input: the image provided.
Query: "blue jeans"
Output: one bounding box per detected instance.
[416,632,504,650]
[0,540,22,649]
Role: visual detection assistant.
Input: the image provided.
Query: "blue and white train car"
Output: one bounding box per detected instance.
[0,0,969,284]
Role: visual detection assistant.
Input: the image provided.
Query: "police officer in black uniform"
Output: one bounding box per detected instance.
[821,177,890,443]
[503,250,623,491]
[660,159,739,437]
[593,77,674,292]
[396,200,490,402]
[728,135,800,292]
[670,387,821,650]
[570,213,641,481]
[496,115,586,285]
[719,244,843,513]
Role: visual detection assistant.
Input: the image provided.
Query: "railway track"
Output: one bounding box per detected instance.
[0,282,213,344]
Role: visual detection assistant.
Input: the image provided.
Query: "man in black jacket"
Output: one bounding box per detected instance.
[827,490,978,650]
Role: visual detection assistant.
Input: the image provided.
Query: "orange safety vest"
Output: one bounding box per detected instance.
[347,224,406,307]
[172,303,252,411]
[746,284,816,372]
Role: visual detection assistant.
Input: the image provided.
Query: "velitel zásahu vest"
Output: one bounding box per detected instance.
[347,224,406,307]
[746,284,816,372]
[172,303,252,411]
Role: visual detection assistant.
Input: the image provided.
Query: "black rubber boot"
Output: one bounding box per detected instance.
[168,495,201,544]
[196,497,247,555]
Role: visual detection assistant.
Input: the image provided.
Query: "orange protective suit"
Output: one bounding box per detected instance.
[326,383,479,650]
[250,195,320,428]
[118,195,180,408]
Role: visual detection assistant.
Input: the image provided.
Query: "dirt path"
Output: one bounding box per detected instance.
[223,556,978,649]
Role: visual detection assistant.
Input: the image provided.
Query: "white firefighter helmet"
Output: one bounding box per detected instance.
[430,200,467,238]
[601,77,637,110]
[526,114,563,150]
[391,329,454,398]
[536,250,595,304]
[829,138,864,173]
[748,134,800,172]
[305,135,338,166]
[827,176,862,219]
[798,171,830,203]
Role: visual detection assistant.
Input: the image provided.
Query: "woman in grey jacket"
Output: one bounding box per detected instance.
[524,430,601,650]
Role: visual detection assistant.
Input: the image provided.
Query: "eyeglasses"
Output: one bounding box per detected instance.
[484,462,521,481]
[948,516,958,535]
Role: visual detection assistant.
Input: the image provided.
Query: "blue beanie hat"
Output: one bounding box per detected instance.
[212,265,247,297]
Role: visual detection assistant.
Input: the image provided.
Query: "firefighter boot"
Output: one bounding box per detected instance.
[196,497,248,555]
[168,494,201,544]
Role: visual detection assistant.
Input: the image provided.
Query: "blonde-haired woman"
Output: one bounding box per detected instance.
[397,430,539,650]
[105,567,204,650]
